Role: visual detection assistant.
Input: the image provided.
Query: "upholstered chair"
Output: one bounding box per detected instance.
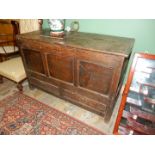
[0,19,43,90]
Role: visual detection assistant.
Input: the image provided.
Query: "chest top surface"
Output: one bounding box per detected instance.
[17,29,135,57]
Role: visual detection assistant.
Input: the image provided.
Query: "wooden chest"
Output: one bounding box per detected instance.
[17,30,134,122]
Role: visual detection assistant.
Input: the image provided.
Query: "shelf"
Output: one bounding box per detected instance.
[122,110,133,119]
[148,66,155,70]
[137,81,155,89]
[126,97,142,106]
[119,124,133,135]
[119,123,141,135]
[130,106,155,122]
[127,117,155,135]
[144,97,155,105]
[130,86,148,96]
[135,66,155,74]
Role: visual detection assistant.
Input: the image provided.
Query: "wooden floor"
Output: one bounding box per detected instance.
[0,78,122,134]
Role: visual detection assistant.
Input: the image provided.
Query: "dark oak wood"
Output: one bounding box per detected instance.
[17,29,134,121]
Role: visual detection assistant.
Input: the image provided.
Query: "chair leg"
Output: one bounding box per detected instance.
[17,82,23,91]
[0,76,3,83]
[0,56,7,62]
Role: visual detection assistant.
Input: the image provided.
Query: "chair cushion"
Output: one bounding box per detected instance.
[0,46,19,54]
[0,57,26,82]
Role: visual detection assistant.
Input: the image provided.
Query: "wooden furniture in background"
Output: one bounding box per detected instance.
[114,53,155,135]
[0,20,20,62]
[17,29,134,121]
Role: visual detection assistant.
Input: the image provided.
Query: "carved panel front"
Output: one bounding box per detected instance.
[22,49,45,74]
[79,61,113,95]
[47,53,74,84]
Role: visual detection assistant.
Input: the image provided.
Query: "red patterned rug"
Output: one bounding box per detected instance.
[0,92,104,135]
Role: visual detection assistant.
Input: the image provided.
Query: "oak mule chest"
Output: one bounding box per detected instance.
[17,30,134,122]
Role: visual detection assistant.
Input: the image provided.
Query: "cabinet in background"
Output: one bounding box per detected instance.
[114,53,155,134]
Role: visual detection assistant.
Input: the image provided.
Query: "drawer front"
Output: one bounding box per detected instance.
[29,77,60,97]
[62,89,107,116]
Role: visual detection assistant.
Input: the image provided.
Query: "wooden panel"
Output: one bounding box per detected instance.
[79,61,113,95]
[47,53,74,84]
[23,49,45,74]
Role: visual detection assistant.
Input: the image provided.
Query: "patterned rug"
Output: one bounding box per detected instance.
[0,92,104,135]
